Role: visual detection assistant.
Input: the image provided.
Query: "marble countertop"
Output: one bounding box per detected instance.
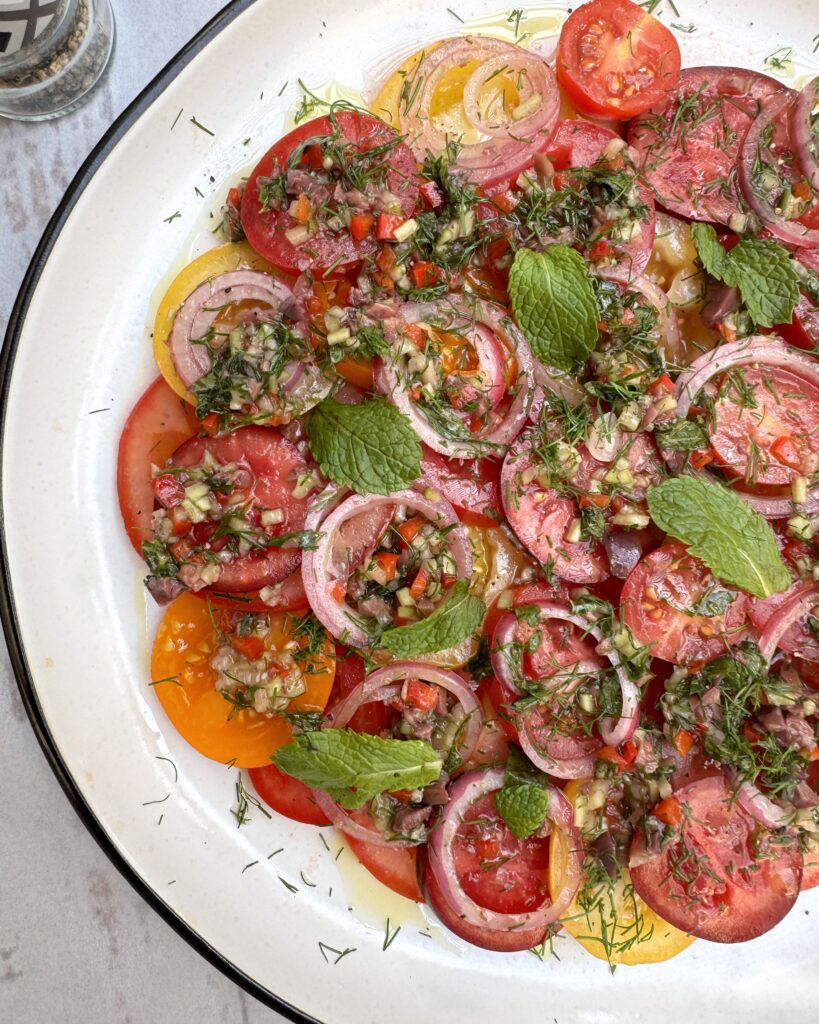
[0,2,282,1020]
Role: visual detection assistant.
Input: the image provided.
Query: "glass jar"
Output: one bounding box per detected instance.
[0,0,115,121]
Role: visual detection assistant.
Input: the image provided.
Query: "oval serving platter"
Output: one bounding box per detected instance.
[3,1,819,1021]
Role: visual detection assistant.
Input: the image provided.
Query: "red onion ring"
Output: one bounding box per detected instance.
[427,767,581,932]
[311,790,422,849]
[669,336,819,517]
[399,37,559,186]
[314,660,484,849]
[739,92,819,248]
[490,601,640,758]
[301,489,473,646]
[758,579,819,663]
[724,767,790,829]
[374,299,534,459]
[169,270,298,388]
[596,271,683,363]
[793,76,819,193]
[326,661,484,764]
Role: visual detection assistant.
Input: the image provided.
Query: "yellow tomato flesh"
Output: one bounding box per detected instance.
[152,240,274,403]
[372,41,535,143]
[150,592,335,768]
[549,779,695,965]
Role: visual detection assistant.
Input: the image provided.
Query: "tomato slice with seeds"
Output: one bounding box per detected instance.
[241,112,418,276]
[621,541,751,665]
[556,0,681,120]
[150,593,335,768]
[630,775,802,942]
[117,377,201,553]
[165,426,317,593]
[628,67,787,226]
[708,365,819,489]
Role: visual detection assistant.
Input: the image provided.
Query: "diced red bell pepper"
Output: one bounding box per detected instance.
[375,213,404,241]
[151,474,185,509]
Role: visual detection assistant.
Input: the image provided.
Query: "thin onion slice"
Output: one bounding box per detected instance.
[668,336,819,517]
[314,663,483,848]
[374,299,534,459]
[758,579,819,663]
[596,271,683,363]
[427,767,581,932]
[326,661,484,764]
[490,601,640,759]
[739,92,819,248]
[724,767,790,829]
[301,489,473,646]
[399,37,559,186]
[793,76,819,193]
[169,270,298,387]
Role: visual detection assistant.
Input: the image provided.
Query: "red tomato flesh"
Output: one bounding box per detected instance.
[241,112,418,276]
[117,377,200,553]
[629,66,787,225]
[556,0,681,120]
[248,763,330,826]
[166,426,316,593]
[621,541,750,665]
[630,775,802,942]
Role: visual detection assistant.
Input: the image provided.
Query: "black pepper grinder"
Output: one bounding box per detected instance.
[0,0,114,121]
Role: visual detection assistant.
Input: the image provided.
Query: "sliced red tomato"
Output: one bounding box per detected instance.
[248,762,330,826]
[556,0,680,119]
[117,376,200,552]
[621,541,750,665]
[422,856,546,952]
[630,775,802,942]
[165,426,316,593]
[201,569,309,614]
[629,67,786,226]
[708,366,819,489]
[241,112,418,276]
[150,594,335,768]
[345,824,424,903]
[421,791,552,951]
[419,445,502,528]
[501,432,609,585]
[538,119,656,273]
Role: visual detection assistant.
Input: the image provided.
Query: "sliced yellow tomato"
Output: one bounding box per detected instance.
[549,779,695,966]
[152,241,274,403]
[150,593,335,768]
[371,39,577,137]
[372,40,523,143]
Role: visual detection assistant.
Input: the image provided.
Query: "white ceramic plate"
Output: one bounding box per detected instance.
[4,1,819,1020]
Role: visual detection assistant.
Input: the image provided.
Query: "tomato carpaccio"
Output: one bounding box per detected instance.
[122,14,819,965]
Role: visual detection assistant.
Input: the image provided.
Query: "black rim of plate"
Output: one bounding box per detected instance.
[0,1,319,1019]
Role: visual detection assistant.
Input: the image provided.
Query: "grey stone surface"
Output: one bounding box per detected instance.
[0,2,284,1020]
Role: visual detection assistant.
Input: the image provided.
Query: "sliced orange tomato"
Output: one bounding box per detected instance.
[150,593,335,768]
[548,779,695,965]
[152,240,274,403]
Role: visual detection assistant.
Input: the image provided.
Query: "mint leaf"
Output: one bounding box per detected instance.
[306,397,421,496]
[646,477,790,598]
[494,784,550,839]
[654,419,709,452]
[508,246,599,371]
[690,223,736,284]
[380,579,485,657]
[690,227,800,328]
[273,729,442,809]
[728,238,800,328]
